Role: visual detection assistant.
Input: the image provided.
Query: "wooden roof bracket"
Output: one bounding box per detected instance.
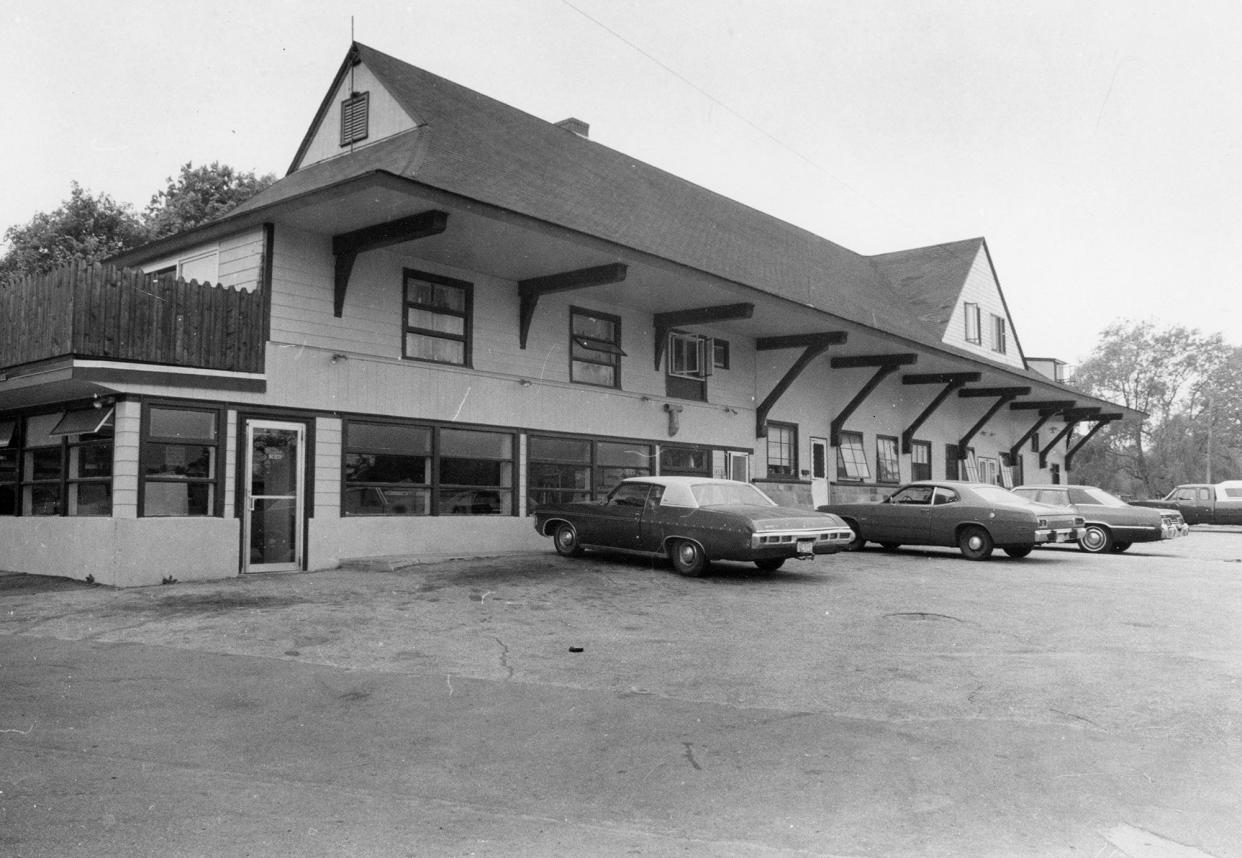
[1039,407,1101,468]
[652,303,753,370]
[1006,400,1076,462]
[753,332,847,438]
[332,209,449,317]
[518,263,628,349]
[829,354,918,446]
[1065,414,1123,470]
[900,372,981,453]
[955,386,1032,457]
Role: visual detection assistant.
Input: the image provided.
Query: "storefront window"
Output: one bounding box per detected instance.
[142,406,220,516]
[527,435,654,509]
[344,421,514,516]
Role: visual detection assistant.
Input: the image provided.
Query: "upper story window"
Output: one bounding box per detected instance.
[836,431,871,481]
[765,422,797,478]
[340,92,370,146]
[991,314,1007,353]
[403,270,471,367]
[570,308,623,388]
[964,302,981,344]
[666,330,711,401]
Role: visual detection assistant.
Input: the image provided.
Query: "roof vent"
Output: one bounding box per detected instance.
[554,117,590,138]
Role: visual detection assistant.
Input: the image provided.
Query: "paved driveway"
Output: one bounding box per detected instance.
[2,530,1240,857]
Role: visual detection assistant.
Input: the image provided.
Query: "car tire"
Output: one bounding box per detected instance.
[552,522,584,557]
[754,557,786,572]
[670,539,707,576]
[1003,545,1033,558]
[1112,542,1132,553]
[844,521,866,551]
[1077,524,1113,554]
[958,526,994,561]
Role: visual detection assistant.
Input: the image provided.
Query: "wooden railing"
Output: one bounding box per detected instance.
[0,263,265,373]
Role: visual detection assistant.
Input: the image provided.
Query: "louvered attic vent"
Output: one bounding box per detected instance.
[340,91,370,146]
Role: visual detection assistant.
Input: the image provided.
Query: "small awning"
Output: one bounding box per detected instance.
[0,419,14,447]
[50,407,114,437]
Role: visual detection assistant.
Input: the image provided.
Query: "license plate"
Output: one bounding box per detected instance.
[796,539,814,554]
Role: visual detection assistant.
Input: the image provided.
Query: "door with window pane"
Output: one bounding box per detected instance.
[243,420,306,573]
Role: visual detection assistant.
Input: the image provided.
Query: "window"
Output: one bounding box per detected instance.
[344,421,514,516]
[977,456,998,485]
[910,440,932,481]
[765,423,797,478]
[962,448,980,481]
[713,339,730,370]
[991,314,1007,353]
[964,302,981,344]
[0,419,16,516]
[660,446,710,476]
[836,432,871,481]
[142,406,221,516]
[1050,463,1061,485]
[666,330,711,401]
[876,436,900,483]
[570,308,623,387]
[811,440,827,480]
[20,409,114,517]
[527,435,653,508]
[340,91,370,146]
[404,271,471,366]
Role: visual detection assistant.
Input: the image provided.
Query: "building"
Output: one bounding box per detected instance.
[0,43,1138,586]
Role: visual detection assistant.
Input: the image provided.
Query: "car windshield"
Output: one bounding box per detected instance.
[691,482,776,507]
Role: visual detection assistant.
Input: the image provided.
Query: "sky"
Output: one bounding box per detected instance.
[3,0,1239,366]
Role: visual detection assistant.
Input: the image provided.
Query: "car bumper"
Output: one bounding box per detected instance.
[1161,523,1191,540]
[1034,527,1080,544]
[751,528,855,557]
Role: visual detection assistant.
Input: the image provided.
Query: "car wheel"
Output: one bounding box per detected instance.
[1112,542,1132,553]
[670,539,707,576]
[552,522,583,557]
[754,557,786,572]
[844,521,866,551]
[1003,545,1033,558]
[879,542,901,552]
[1077,524,1113,554]
[958,526,994,561]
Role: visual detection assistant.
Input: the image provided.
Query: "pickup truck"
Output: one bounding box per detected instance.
[1130,481,1242,525]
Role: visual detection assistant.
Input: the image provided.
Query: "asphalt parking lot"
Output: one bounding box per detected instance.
[2,530,1240,857]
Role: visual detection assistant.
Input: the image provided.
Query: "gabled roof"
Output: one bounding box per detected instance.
[231,42,942,344]
[869,238,984,337]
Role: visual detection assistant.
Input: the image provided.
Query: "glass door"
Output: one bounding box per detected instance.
[810,437,829,508]
[243,420,305,573]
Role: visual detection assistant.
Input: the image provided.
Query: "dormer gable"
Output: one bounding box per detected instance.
[872,238,1026,370]
[288,43,420,173]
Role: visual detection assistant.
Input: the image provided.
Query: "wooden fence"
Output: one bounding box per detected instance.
[0,263,265,373]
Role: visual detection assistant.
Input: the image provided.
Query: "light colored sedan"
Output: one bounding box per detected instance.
[1013,484,1189,554]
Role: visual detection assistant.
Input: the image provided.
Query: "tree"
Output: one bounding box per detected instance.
[143,161,275,239]
[1071,320,1232,495]
[0,182,147,281]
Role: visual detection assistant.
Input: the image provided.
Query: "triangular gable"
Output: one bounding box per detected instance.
[874,238,1025,370]
[289,44,420,174]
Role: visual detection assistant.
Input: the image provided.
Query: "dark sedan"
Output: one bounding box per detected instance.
[1012,484,1190,553]
[819,480,1084,560]
[533,476,854,576]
